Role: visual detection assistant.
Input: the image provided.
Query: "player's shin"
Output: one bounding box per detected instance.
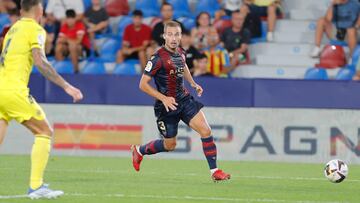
[201,136,218,172]
[139,139,167,155]
[30,135,51,190]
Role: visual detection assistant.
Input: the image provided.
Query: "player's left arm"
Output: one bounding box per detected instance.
[184,63,203,97]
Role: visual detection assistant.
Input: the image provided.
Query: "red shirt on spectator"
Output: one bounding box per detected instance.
[123,24,151,48]
[59,21,91,49]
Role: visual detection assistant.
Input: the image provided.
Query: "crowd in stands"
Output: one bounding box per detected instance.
[0,0,285,77]
[1,0,360,79]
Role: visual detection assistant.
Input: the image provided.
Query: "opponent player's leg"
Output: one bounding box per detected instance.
[0,119,8,145]
[131,118,178,171]
[22,118,64,199]
[189,110,230,181]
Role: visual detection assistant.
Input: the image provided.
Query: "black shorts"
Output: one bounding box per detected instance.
[248,5,282,17]
[125,51,139,60]
[154,95,204,138]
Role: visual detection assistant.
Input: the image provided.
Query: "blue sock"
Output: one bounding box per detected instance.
[201,136,217,169]
[139,139,167,155]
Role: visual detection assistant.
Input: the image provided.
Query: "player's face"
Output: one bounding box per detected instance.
[164,26,182,50]
[231,13,245,29]
[196,58,208,71]
[198,13,210,27]
[180,34,191,47]
[207,30,219,47]
[66,17,76,27]
[133,16,142,27]
[161,5,173,21]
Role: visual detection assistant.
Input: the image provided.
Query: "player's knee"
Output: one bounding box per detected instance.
[39,125,54,137]
[200,127,212,137]
[164,139,177,151]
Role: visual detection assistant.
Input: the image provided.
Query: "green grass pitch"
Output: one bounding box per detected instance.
[0,155,359,203]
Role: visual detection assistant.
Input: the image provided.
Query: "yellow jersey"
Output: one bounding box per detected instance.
[0,18,46,90]
[254,0,275,6]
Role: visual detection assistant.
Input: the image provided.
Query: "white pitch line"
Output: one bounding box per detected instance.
[0,193,348,203]
[1,167,359,182]
[0,194,27,199]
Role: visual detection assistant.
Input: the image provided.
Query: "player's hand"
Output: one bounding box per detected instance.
[192,83,203,97]
[64,85,83,103]
[161,96,178,112]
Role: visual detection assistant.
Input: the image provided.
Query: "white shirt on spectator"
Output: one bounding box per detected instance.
[46,0,84,20]
[224,0,241,11]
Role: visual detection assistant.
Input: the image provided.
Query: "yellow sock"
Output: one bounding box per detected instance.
[30,135,51,190]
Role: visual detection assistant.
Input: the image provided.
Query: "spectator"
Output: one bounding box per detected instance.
[192,53,213,77]
[55,9,91,73]
[191,12,218,50]
[0,8,20,52]
[221,12,251,66]
[46,0,85,22]
[311,0,360,58]
[116,10,152,69]
[41,15,56,55]
[84,0,109,52]
[242,0,282,41]
[181,30,201,72]
[203,29,234,77]
[151,2,185,48]
[0,0,19,12]
[215,0,241,20]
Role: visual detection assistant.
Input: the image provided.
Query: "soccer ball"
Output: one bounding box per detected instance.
[324,159,348,183]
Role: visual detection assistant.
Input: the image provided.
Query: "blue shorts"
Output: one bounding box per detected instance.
[154,95,204,138]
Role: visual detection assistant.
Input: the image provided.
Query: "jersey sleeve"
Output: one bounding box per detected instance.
[29,26,46,51]
[144,54,162,77]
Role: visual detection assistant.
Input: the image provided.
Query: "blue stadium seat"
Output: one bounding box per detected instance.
[113,60,139,75]
[135,0,160,17]
[177,17,195,31]
[195,0,220,18]
[117,16,133,38]
[335,68,355,80]
[350,45,360,67]
[53,60,74,74]
[99,38,121,62]
[166,0,191,19]
[0,14,10,33]
[83,0,92,9]
[81,60,106,74]
[304,68,328,80]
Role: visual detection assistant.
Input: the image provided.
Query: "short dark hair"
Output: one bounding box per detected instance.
[8,8,20,16]
[65,9,76,18]
[21,0,41,12]
[195,53,208,60]
[182,29,190,36]
[164,21,181,33]
[132,10,143,17]
[161,2,173,10]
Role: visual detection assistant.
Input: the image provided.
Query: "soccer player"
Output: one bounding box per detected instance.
[0,0,83,199]
[132,21,231,182]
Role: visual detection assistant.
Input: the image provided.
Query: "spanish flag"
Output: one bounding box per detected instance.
[53,123,142,150]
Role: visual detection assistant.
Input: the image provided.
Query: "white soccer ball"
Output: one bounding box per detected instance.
[324,159,348,183]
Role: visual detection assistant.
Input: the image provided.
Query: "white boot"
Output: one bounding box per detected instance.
[310,46,321,58]
[266,32,274,42]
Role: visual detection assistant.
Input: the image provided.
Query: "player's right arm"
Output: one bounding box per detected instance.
[139,55,178,112]
[32,48,83,103]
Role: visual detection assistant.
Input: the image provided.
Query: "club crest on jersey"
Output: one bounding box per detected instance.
[145,61,153,72]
